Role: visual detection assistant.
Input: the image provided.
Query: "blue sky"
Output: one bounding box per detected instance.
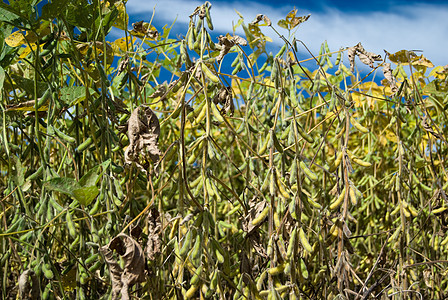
[122,0,448,68]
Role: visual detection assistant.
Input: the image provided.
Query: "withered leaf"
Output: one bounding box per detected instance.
[386,49,417,65]
[242,197,267,234]
[213,86,234,116]
[421,115,443,139]
[190,1,211,19]
[117,55,129,76]
[347,43,381,71]
[130,21,159,40]
[216,35,247,63]
[101,233,146,300]
[347,46,357,72]
[149,83,167,99]
[124,105,162,175]
[382,63,398,93]
[18,269,39,300]
[146,207,162,261]
[279,9,310,30]
[251,14,271,26]
[412,55,434,68]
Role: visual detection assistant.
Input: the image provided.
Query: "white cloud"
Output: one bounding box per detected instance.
[126,0,448,67]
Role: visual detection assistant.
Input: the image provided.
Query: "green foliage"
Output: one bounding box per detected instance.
[1,1,448,299]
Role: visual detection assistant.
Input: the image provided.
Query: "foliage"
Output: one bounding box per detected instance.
[1,0,448,299]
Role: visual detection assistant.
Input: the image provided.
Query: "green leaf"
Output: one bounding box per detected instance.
[73,186,99,206]
[79,159,111,187]
[59,86,95,107]
[0,2,28,24]
[10,74,48,97]
[42,0,70,19]
[64,1,93,29]
[424,80,448,98]
[44,177,81,196]
[11,156,25,187]
[0,66,5,90]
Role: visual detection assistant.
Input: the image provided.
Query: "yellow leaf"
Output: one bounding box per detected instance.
[6,101,48,112]
[129,22,158,40]
[19,44,38,59]
[429,66,446,80]
[385,129,397,143]
[388,50,417,65]
[112,2,128,31]
[412,55,433,68]
[61,268,77,291]
[112,37,136,56]
[5,31,26,47]
[285,9,311,29]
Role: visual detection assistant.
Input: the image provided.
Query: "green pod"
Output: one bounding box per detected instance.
[27,166,44,181]
[89,196,101,215]
[231,62,243,75]
[205,6,214,30]
[97,64,110,87]
[179,229,193,256]
[324,40,330,54]
[296,122,314,143]
[37,87,51,109]
[88,260,102,273]
[85,253,100,265]
[39,48,52,57]
[187,23,195,50]
[193,29,202,50]
[335,51,342,65]
[259,61,268,73]
[231,55,240,68]
[190,232,202,266]
[76,137,93,152]
[53,126,76,144]
[42,262,54,279]
[275,44,287,58]
[66,210,76,238]
[118,72,129,89]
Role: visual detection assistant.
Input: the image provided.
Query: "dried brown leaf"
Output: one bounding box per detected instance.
[117,55,129,76]
[101,233,146,300]
[382,63,398,93]
[146,207,162,261]
[18,269,39,300]
[124,105,162,174]
[216,35,247,63]
[251,14,271,26]
[131,21,159,40]
[251,14,264,25]
[149,83,167,99]
[213,86,234,116]
[421,115,442,139]
[242,197,267,234]
[347,46,357,72]
[348,42,381,71]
